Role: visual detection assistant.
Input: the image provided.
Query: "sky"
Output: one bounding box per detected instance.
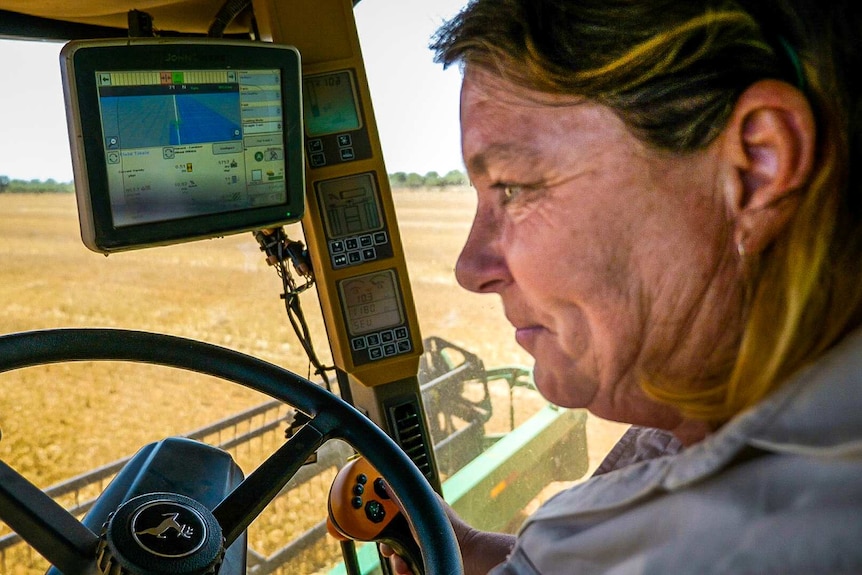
[0,0,467,182]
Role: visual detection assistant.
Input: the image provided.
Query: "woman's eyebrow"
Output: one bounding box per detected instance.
[466,142,539,177]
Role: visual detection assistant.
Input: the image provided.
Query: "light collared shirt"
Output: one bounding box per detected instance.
[592,425,683,477]
[492,329,862,574]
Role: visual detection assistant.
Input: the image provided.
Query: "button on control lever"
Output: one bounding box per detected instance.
[327,457,424,575]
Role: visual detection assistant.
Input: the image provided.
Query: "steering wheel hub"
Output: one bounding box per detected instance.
[97,492,224,575]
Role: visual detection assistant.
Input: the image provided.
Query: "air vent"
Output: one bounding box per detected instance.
[389,400,433,480]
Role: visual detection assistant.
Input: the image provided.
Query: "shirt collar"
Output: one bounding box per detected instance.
[664,327,862,489]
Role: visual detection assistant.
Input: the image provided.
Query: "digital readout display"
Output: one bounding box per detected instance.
[317,173,383,239]
[339,269,404,336]
[303,70,361,137]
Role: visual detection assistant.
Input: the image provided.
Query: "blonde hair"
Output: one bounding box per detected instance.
[433,0,862,422]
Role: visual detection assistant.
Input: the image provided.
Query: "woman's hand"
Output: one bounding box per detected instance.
[378,542,414,575]
[379,494,516,575]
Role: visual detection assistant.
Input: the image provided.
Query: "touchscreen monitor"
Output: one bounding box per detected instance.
[61,38,304,253]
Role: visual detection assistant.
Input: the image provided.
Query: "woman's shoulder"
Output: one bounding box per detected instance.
[514,338,862,574]
[512,448,862,574]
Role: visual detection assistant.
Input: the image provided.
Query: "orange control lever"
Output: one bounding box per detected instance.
[327,457,424,574]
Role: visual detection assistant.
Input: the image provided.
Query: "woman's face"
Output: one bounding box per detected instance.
[456,68,742,429]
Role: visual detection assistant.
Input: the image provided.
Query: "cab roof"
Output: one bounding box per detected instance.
[0,0,359,41]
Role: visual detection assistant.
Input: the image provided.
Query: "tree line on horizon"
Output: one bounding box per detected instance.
[388,169,468,188]
[0,170,469,193]
[0,176,75,193]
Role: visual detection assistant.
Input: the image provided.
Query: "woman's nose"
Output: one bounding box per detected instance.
[455,205,510,294]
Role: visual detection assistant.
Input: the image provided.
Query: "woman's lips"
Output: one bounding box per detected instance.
[514,326,544,353]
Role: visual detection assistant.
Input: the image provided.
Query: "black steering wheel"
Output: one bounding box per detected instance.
[0,328,462,575]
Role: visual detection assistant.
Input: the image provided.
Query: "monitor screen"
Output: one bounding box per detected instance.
[316,173,383,240]
[61,39,305,253]
[303,70,362,137]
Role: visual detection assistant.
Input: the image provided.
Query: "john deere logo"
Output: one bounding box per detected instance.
[131,500,207,558]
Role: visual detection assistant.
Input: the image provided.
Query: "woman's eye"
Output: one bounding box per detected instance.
[503,185,521,202]
[492,181,542,206]
[498,183,526,205]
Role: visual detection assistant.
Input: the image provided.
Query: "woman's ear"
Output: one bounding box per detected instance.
[721,79,816,255]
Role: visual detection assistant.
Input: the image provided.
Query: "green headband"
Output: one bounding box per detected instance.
[777,35,806,90]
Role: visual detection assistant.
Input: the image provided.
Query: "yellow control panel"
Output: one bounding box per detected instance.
[253,0,423,388]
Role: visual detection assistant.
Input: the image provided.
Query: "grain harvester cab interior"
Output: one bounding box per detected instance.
[0,1,595,573]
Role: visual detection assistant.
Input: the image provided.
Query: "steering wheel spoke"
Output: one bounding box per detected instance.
[0,460,98,573]
[214,414,338,544]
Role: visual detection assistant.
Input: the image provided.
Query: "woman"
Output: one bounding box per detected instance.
[387,0,862,573]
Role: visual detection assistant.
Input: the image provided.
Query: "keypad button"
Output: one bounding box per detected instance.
[374,478,390,500]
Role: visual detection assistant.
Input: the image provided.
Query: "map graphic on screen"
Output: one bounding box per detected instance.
[97,69,287,228]
[100,88,242,148]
